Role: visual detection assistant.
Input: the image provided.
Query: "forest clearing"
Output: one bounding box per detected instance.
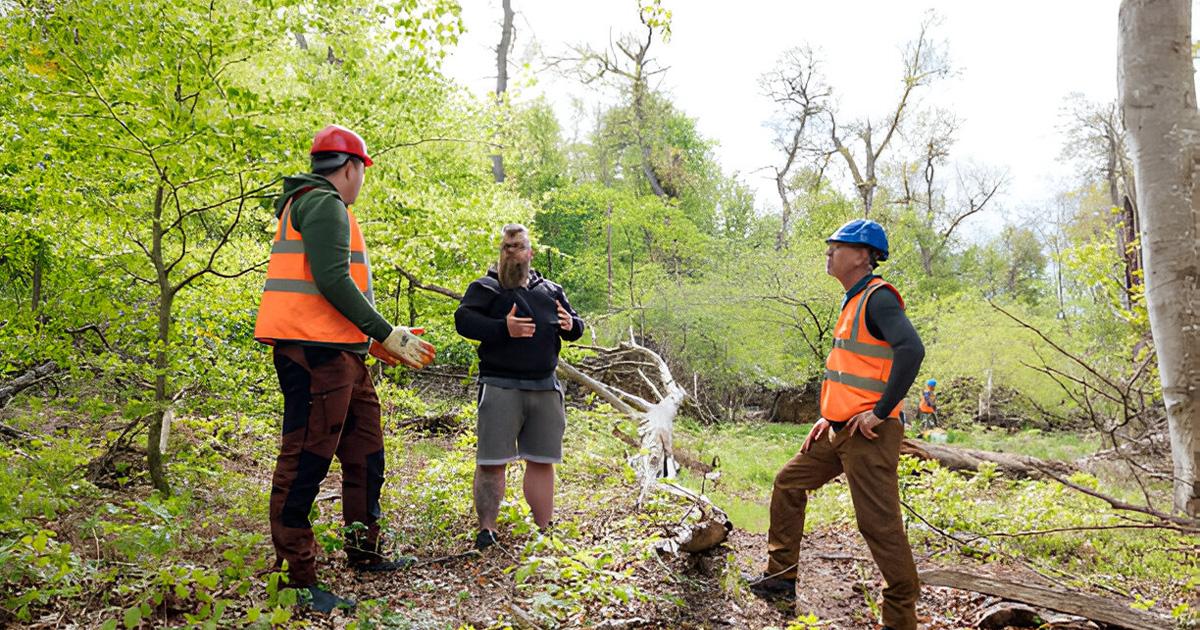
[1,0,1197,628]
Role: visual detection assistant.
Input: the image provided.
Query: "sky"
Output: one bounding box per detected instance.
[442,0,1192,236]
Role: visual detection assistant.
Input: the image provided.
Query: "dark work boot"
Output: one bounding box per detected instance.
[747,574,797,604]
[301,585,356,613]
[474,529,499,551]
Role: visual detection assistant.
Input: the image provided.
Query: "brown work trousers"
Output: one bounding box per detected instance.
[767,417,920,630]
[269,344,386,587]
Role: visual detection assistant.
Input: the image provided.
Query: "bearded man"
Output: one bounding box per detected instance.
[453,224,585,550]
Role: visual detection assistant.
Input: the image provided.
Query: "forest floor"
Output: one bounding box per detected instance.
[3,374,1195,629]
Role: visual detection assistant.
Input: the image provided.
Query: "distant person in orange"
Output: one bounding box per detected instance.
[917,378,939,429]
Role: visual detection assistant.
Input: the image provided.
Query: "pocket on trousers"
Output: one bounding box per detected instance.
[310,384,353,446]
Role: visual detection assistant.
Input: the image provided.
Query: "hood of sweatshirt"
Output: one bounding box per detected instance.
[273,173,340,218]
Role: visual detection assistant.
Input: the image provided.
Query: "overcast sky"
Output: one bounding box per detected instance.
[443,1,1195,235]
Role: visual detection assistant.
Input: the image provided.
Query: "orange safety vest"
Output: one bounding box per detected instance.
[919,387,936,413]
[819,277,905,422]
[253,191,375,346]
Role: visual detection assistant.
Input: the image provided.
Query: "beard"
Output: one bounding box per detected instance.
[497,257,531,289]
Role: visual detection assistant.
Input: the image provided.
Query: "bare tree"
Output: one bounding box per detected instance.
[1118,0,1200,517]
[896,111,1006,275]
[760,47,831,249]
[1062,95,1142,302]
[830,14,950,216]
[559,3,672,198]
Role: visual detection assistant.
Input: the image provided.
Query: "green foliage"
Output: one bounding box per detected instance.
[509,533,650,624]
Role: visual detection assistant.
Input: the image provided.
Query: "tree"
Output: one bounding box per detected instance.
[1118,0,1200,516]
[1062,95,1142,303]
[760,46,831,249]
[3,0,466,495]
[829,14,950,216]
[491,0,515,183]
[561,0,673,199]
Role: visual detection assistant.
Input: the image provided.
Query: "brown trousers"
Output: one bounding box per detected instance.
[269,345,386,587]
[767,418,920,630]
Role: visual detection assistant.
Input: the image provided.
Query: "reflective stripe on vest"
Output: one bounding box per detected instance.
[252,193,374,345]
[819,278,905,421]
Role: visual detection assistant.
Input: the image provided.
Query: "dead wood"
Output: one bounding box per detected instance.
[901,438,1074,479]
[920,569,1169,630]
[0,361,57,407]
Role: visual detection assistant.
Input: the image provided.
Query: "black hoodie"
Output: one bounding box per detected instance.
[454,269,584,380]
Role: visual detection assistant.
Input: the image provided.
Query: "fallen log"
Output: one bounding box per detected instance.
[0,361,57,407]
[901,438,1074,479]
[920,569,1168,630]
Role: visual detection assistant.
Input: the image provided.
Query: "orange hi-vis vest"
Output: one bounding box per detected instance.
[253,191,375,346]
[819,277,905,422]
[919,387,936,413]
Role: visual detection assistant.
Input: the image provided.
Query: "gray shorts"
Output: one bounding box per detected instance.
[475,384,566,465]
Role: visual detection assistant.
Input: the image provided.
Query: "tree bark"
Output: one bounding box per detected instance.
[900,438,1073,479]
[606,202,614,309]
[490,0,513,183]
[921,569,1168,630]
[1119,0,1200,516]
[148,184,171,497]
[0,361,56,407]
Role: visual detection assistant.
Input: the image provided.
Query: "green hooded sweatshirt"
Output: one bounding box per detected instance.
[272,173,392,353]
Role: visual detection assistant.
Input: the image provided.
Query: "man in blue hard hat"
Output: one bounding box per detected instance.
[749,218,925,630]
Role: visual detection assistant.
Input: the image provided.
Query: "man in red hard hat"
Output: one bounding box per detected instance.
[253,124,435,612]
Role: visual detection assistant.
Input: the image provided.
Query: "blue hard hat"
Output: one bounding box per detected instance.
[826,219,889,261]
[927,379,937,387]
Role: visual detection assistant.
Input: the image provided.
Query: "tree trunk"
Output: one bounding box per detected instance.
[0,361,56,407]
[606,202,613,309]
[1119,0,1200,516]
[900,439,1074,479]
[490,0,513,183]
[921,569,1169,630]
[31,252,42,314]
[148,184,171,497]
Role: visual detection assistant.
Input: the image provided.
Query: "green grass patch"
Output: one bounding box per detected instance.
[942,426,1100,461]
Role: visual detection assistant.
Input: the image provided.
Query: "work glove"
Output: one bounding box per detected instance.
[371,326,436,369]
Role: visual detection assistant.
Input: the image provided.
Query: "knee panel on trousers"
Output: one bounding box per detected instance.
[280,450,333,528]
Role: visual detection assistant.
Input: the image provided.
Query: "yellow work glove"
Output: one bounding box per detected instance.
[373,326,436,369]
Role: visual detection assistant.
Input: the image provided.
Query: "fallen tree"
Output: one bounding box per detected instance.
[921,569,1169,630]
[900,438,1075,479]
[0,361,57,408]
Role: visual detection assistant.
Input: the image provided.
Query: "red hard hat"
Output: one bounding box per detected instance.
[310,125,373,167]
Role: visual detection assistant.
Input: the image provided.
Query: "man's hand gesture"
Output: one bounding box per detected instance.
[556,301,574,331]
[506,304,536,338]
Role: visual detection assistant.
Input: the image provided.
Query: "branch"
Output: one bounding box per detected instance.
[395,267,462,300]
[1034,465,1200,532]
[373,137,502,158]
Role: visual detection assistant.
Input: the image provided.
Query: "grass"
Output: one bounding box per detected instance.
[669,416,1198,625]
[941,426,1101,461]
[674,419,1111,535]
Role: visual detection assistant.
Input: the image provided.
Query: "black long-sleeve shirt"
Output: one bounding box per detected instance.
[832,274,925,424]
[454,269,584,380]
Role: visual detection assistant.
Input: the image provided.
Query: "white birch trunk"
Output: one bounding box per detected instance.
[1118,0,1200,516]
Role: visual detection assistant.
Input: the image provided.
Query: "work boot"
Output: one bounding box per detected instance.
[351,556,416,573]
[474,529,499,551]
[300,585,356,613]
[747,573,797,604]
